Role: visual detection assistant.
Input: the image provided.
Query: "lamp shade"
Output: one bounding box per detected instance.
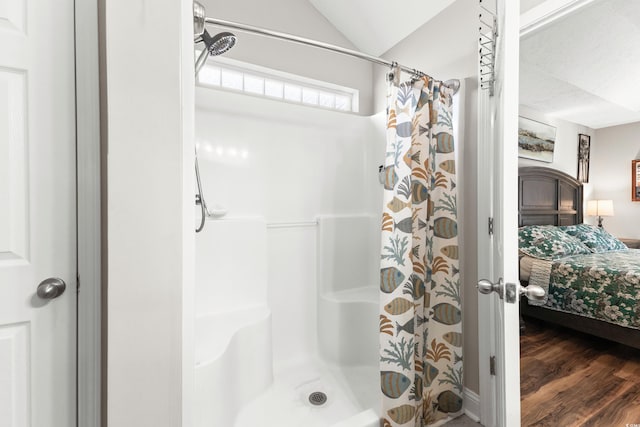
[586,199,614,217]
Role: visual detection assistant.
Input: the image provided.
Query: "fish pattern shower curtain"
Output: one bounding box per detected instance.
[379,77,462,427]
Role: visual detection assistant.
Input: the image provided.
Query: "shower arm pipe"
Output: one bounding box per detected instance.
[203,17,460,94]
[195,47,211,76]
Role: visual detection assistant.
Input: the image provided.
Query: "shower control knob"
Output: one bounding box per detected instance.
[36,278,66,300]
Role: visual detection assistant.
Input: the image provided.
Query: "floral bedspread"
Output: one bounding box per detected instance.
[542,249,640,329]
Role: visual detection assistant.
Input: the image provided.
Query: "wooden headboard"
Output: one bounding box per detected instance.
[519,167,583,227]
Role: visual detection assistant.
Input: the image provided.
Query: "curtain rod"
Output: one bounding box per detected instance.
[204,17,460,95]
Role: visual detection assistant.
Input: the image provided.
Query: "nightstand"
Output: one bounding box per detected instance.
[619,238,640,249]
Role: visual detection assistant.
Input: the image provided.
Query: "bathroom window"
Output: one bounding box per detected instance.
[243,74,264,95]
[196,54,359,113]
[220,69,243,90]
[283,84,302,102]
[264,79,284,98]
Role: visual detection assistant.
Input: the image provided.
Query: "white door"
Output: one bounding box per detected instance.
[0,0,76,425]
[477,0,521,426]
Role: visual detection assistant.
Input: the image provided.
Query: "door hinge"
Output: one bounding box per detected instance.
[490,355,496,375]
[488,217,494,235]
[76,274,80,292]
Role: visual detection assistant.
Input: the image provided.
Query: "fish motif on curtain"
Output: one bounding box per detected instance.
[379,77,463,427]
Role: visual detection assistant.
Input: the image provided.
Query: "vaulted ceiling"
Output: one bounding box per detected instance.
[308,0,455,56]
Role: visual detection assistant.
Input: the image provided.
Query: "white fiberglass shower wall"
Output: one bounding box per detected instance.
[194,85,384,426]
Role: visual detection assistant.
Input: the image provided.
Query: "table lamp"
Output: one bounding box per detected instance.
[586,199,614,228]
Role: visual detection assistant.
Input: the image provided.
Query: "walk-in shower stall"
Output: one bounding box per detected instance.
[194,86,384,426]
[191,2,462,426]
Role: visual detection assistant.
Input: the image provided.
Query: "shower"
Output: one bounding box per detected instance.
[195,30,237,75]
[193,1,237,232]
[191,2,465,425]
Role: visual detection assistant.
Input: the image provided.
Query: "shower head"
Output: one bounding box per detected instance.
[193,0,238,76]
[202,30,237,56]
[195,30,237,76]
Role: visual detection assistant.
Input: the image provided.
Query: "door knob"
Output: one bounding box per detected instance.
[520,284,545,301]
[36,278,66,300]
[477,278,504,299]
[478,278,546,304]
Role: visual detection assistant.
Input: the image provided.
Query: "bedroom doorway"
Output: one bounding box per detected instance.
[518,0,640,425]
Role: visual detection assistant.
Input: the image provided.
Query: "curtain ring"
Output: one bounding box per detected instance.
[388,61,400,86]
[410,68,422,84]
[386,61,397,83]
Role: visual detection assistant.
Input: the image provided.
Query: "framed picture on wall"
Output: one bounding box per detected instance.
[633,159,640,201]
[518,117,556,163]
[577,134,590,183]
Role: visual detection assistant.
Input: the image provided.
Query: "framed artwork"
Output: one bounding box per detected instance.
[633,159,640,202]
[577,134,590,183]
[518,117,556,163]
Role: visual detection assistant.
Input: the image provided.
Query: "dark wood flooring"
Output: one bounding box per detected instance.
[520,317,640,427]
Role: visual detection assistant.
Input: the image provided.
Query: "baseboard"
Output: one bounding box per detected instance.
[463,387,480,422]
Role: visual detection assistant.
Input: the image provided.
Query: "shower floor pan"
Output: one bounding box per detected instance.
[234,357,379,427]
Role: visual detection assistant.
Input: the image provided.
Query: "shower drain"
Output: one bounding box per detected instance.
[308,391,328,406]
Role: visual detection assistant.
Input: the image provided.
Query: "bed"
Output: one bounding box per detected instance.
[518,166,640,349]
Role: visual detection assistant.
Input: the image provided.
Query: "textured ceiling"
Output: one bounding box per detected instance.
[308,0,455,56]
[520,0,640,128]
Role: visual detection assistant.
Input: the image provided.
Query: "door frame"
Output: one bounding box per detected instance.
[477,87,497,427]
[75,0,102,425]
[520,0,598,37]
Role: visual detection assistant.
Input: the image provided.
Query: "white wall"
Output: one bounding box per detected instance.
[104,0,194,425]
[590,121,640,238]
[518,105,595,178]
[201,0,374,115]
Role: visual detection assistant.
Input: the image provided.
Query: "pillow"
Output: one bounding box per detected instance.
[559,223,627,253]
[518,225,591,260]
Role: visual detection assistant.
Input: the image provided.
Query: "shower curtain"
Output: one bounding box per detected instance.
[379,77,462,427]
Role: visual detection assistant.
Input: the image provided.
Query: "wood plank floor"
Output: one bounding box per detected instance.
[520,317,640,427]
